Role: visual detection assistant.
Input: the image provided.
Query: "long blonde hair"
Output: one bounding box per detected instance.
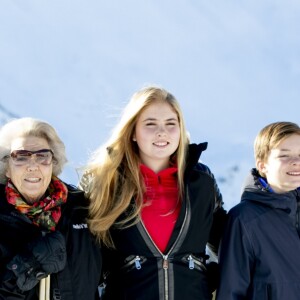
[81,86,189,247]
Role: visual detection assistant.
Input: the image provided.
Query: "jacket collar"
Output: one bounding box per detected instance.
[241,168,299,213]
[184,143,207,179]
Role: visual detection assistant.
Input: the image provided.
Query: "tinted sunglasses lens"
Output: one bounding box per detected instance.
[35,152,53,164]
[11,151,31,165]
[10,150,53,165]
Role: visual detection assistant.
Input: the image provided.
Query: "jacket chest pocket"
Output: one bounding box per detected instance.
[121,255,147,272]
[181,254,207,272]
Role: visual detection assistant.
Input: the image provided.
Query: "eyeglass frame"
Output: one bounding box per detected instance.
[4,149,55,166]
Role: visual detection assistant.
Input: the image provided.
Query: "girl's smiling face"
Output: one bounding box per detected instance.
[133,101,180,173]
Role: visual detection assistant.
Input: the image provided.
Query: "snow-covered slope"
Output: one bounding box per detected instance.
[1,1,300,209]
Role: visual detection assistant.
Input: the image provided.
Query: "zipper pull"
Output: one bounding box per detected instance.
[188,255,195,269]
[135,256,142,269]
[163,255,169,269]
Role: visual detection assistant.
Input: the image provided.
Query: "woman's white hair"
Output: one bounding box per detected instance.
[0,117,67,184]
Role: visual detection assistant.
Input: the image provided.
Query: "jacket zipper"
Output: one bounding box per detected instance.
[135,256,142,269]
[140,222,171,299]
[121,255,146,271]
[140,192,190,300]
[186,254,207,271]
[162,254,169,300]
[188,255,194,269]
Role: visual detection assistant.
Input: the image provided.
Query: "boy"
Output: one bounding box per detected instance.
[217,121,300,300]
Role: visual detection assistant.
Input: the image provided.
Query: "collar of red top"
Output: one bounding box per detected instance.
[140,164,178,187]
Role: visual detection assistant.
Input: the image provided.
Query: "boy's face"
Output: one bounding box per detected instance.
[258,134,300,193]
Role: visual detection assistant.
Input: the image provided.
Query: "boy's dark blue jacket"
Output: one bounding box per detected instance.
[217,168,300,300]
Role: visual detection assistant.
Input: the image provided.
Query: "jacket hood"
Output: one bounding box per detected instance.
[183,142,207,182]
[185,142,207,168]
[241,168,298,213]
[183,142,207,180]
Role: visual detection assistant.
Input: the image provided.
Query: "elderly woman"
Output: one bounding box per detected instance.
[0,117,101,300]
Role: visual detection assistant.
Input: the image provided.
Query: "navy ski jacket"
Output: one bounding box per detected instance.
[217,168,300,300]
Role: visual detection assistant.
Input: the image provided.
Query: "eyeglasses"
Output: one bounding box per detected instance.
[8,149,54,166]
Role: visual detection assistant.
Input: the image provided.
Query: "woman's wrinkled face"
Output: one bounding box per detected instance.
[133,101,180,173]
[6,136,53,203]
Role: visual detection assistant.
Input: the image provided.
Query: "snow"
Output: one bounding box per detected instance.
[1,0,300,210]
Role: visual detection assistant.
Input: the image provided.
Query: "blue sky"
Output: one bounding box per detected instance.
[1,0,299,209]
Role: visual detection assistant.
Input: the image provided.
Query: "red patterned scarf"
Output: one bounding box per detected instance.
[5,176,68,231]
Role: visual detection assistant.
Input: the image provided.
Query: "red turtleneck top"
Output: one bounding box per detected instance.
[140,164,181,253]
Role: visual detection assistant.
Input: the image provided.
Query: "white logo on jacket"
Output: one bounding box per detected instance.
[73,223,88,229]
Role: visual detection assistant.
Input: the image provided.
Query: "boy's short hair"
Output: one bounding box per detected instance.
[254,121,300,176]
